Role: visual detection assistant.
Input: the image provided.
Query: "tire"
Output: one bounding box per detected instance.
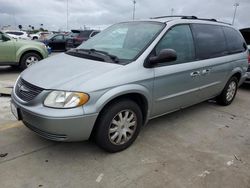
[20,52,41,70]
[95,99,143,153]
[33,37,38,40]
[216,77,238,106]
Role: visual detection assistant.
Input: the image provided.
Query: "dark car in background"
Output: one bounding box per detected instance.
[41,33,70,52]
[66,29,100,50]
[240,28,250,83]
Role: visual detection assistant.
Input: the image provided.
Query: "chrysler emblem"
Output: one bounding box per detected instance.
[19,85,29,92]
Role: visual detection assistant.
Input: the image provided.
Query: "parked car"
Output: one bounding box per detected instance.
[30,31,53,40]
[4,30,30,40]
[11,16,248,152]
[0,31,48,69]
[40,33,69,52]
[66,29,100,50]
[240,28,250,83]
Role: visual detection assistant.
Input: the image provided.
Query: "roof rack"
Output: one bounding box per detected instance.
[150,15,197,19]
[150,15,231,25]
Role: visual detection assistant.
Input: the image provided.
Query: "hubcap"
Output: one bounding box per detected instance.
[25,56,39,67]
[226,81,236,102]
[108,110,137,145]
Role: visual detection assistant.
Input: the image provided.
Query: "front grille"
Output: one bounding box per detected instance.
[15,78,44,102]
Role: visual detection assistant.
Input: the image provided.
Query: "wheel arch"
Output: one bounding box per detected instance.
[18,50,43,64]
[89,85,152,138]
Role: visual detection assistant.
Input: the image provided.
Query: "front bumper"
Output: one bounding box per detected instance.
[11,93,98,142]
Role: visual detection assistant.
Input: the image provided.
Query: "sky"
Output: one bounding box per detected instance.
[0,0,250,31]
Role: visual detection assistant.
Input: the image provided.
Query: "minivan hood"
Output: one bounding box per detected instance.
[21,53,121,90]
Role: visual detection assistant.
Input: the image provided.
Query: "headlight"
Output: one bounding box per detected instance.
[44,91,89,108]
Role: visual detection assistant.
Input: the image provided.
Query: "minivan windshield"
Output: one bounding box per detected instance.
[77,22,165,62]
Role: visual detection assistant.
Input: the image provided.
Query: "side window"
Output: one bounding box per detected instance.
[53,35,63,40]
[191,24,227,60]
[91,31,99,37]
[15,32,23,36]
[155,25,195,64]
[223,27,246,54]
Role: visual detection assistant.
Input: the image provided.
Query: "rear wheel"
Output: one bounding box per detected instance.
[95,99,142,153]
[216,77,238,106]
[20,52,41,69]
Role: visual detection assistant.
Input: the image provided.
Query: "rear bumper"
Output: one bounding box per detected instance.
[244,72,250,84]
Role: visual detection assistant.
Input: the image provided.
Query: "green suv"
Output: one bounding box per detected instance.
[0,31,48,69]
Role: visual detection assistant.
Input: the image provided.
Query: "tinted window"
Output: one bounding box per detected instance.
[223,27,246,53]
[241,32,250,45]
[6,31,23,35]
[191,24,227,60]
[53,35,64,40]
[80,31,92,37]
[91,31,99,37]
[155,25,195,64]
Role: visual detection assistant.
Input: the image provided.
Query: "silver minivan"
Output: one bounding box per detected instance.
[11,16,249,152]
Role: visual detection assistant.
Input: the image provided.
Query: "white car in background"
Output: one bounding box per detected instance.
[4,30,30,40]
[30,31,53,40]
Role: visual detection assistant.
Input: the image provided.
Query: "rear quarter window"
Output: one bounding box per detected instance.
[191,24,227,60]
[223,26,246,54]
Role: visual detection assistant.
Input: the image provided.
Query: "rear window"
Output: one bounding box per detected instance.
[6,31,23,35]
[191,24,227,60]
[223,27,246,54]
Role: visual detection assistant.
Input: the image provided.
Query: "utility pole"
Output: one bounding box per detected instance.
[171,8,174,16]
[132,0,136,20]
[66,0,69,30]
[232,2,239,25]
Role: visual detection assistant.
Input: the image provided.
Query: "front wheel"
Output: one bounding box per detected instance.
[216,77,238,106]
[20,52,41,69]
[95,99,143,153]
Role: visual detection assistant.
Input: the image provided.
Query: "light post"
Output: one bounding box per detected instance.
[66,0,69,30]
[232,3,239,25]
[132,0,136,20]
[171,8,174,16]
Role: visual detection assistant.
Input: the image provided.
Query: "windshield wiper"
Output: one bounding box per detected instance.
[78,48,120,63]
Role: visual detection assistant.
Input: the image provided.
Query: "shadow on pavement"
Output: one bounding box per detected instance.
[0,66,21,74]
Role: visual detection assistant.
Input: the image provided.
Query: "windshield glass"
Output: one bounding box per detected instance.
[78,22,165,61]
[47,34,56,40]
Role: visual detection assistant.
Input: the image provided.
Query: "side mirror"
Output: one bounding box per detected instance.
[149,49,177,65]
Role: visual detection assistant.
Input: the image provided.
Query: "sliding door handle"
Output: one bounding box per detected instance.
[190,71,200,77]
